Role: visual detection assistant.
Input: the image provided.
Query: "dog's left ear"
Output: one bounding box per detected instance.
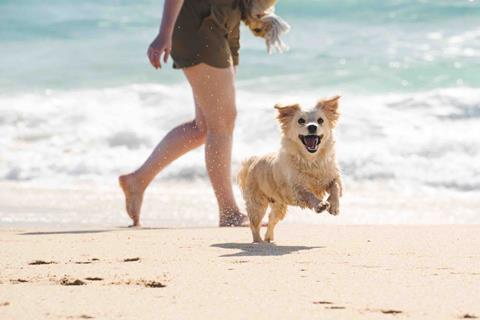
[274,103,300,130]
[317,96,341,126]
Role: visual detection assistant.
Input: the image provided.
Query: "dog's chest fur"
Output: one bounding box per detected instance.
[274,151,339,204]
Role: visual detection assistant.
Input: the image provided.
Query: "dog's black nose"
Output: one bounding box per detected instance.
[307,124,317,134]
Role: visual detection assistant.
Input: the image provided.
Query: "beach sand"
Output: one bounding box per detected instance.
[1,181,479,227]
[1,225,479,320]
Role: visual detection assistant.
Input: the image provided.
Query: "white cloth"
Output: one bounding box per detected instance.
[261,13,291,54]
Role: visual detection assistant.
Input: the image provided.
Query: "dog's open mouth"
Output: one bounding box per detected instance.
[299,135,323,153]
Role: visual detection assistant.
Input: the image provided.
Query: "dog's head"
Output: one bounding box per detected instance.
[245,18,270,38]
[274,96,340,156]
[244,0,276,37]
[246,0,277,17]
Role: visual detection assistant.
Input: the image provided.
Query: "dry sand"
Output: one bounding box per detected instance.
[1,225,479,320]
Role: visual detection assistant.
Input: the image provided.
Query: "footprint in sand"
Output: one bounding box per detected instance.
[364,308,403,315]
[60,278,86,286]
[143,280,166,288]
[313,301,345,309]
[29,260,57,265]
[381,310,403,315]
[231,260,249,264]
[123,257,140,262]
[10,279,28,284]
[107,279,166,287]
[85,277,103,281]
[0,302,10,307]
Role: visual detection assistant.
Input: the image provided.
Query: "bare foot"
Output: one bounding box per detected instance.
[118,174,145,227]
[219,211,249,227]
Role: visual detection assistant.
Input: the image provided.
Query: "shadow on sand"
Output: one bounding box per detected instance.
[18,227,168,236]
[211,242,324,257]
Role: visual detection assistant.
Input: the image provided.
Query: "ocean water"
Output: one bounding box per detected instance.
[1,1,480,199]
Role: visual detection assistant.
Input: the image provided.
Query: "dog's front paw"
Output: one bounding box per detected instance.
[314,201,330,213]
[328,201,340,216]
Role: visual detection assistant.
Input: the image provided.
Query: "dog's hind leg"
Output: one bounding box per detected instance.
[246,198,268,243]
[264,203,287,243]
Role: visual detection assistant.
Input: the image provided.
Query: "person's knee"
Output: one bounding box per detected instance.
[223,107,237,131]
[208,105,237,134]
[192,119,207,141]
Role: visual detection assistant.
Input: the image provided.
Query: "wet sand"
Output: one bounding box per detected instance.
[1,225,479,319]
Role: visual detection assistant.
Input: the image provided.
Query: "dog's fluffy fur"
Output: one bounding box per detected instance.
[238,97,343,242]
[241,0,290,53]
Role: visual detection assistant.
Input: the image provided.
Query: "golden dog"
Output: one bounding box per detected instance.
[238,96,343,242]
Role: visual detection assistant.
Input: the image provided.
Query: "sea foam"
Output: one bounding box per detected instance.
[1,84,479,194]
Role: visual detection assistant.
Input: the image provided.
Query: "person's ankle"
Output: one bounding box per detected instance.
[219,208,246,227]
[122,173,147,192]
[220,206,241,216]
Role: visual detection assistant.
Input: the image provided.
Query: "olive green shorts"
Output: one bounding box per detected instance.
[171,0,242,69]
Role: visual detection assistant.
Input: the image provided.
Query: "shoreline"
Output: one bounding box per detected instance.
[1,180,480,227]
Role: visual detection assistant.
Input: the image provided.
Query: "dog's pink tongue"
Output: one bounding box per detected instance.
[304,136,318,149]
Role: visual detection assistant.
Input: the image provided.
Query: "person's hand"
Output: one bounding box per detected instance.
[147,32,172,69]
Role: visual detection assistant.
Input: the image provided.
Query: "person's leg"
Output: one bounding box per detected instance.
[183,63,245,226]
[119,100,207,226]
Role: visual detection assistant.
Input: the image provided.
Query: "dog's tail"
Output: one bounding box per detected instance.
[237,157,256,193]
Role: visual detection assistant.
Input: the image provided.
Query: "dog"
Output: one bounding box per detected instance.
[237,96,343,242]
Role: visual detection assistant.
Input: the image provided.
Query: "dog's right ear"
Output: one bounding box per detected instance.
[274,104,300,130]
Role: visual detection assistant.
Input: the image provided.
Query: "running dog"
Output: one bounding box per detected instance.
[238,96,343,242]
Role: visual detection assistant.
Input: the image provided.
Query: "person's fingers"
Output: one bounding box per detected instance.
[155,50,162,69]
[163,48,171,63]
[147,47,157,68]
[147,44,171,69]
[152,50,161,69]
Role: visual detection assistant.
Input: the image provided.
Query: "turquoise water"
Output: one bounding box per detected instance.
[1,0,480,194]
[1,0,479,93]
[1,0,480,227]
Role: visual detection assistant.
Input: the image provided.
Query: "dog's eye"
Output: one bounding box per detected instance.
[317,118,324,125]
[297,118,305,125]
[253,28,262,33]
